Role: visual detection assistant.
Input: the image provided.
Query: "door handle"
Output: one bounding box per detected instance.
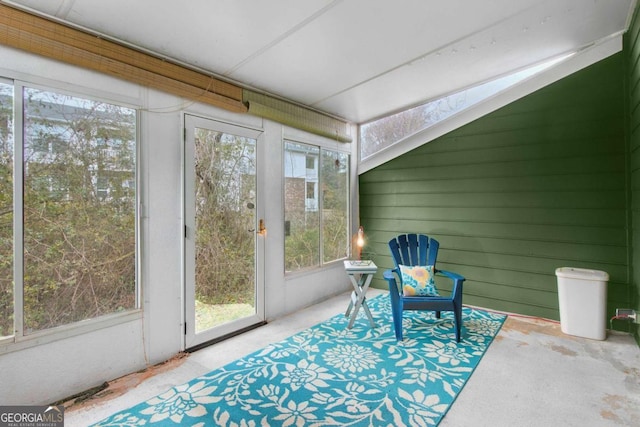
[258,219,266,236]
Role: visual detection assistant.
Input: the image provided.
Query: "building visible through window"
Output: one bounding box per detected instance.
[284,141,349,271]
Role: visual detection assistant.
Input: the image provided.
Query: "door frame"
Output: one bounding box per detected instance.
[183,114,265,350]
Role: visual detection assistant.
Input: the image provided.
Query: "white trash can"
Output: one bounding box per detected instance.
[555,267,609,340]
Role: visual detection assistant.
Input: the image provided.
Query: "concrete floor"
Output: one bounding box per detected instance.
[65,289,640,426]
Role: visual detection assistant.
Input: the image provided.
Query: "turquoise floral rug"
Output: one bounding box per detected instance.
[93,295,505,426]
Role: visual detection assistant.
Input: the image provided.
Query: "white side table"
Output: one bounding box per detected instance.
[344,260,377,329]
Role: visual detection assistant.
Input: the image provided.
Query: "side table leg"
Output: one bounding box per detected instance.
[346,273,376,329]
[359,274,376,328]
[346,274,363,328]
[345,297,354,318]
[361,299,375,327]
[347,290,361,329]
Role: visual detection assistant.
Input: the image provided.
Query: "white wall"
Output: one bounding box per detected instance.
[0,46,355,405]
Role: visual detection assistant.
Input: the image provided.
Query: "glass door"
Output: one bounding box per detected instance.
[184,115,264,349]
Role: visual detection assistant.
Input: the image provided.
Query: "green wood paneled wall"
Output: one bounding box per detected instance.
[360,53,628,322]
[626,4,640,343]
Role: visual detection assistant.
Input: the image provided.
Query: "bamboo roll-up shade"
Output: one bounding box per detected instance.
[244,90,352,142]
[0,4,246,113]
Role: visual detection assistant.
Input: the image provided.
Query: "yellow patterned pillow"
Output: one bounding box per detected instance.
[400,265,439,297]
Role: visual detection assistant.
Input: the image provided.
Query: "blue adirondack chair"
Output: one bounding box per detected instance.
[383,234,465,341]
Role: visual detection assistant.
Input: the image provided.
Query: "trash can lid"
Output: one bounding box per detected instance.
[555,267,609,281]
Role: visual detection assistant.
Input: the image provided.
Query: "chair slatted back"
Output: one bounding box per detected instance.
[389,234,439,269]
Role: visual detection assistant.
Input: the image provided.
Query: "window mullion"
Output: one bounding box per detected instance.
[13,83,24,340]
[318,148,324,266]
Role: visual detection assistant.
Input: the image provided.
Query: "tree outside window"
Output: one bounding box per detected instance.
[0,82,13,338]
[0,84,138,337]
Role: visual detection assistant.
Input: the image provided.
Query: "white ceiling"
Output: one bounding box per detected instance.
[3,0,635,123]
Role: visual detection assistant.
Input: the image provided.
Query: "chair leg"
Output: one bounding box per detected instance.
[386,282,405,341]
[435,311,441,319]
[390,301,403,340]
[394,314,403,341]
[454,305,462,342]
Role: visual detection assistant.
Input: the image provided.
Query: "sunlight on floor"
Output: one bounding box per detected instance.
[195,300,254,331]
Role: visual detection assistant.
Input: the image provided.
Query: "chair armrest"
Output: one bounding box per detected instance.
[436,269,465,302]
[436,269,464,282]
[383,268,402,297]
[383,268,399,280]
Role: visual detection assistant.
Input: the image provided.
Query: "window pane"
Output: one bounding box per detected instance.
[0,82,13,338]
[360,55,571,159]
[284,141,319,271]
[23,88,137,333]
[321,149,349,263]
[194,128,256,332]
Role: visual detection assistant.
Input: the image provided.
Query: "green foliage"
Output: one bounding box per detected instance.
[321,150,348,262]
[1,86,137,334]
[283,144,349,272]
[285,224,319,271]
[0,84,14,336]
[194,129,256,306]
[323,211,348,262]
[22,199,135,331]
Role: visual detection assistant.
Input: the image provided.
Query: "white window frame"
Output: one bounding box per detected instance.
[0,77,142,354]
[283,127,351,273]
